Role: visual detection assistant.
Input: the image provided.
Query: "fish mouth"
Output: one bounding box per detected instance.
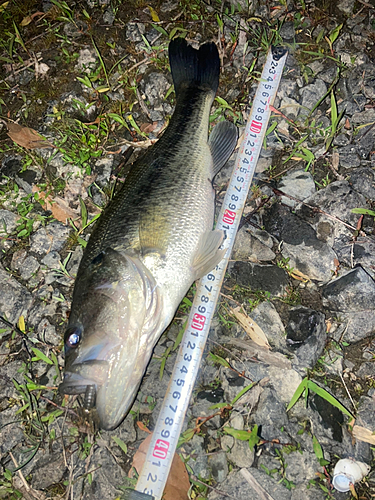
[59,360,108,397]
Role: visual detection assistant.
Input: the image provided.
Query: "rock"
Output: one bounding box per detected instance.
[284,450,322,484]
[264,204,337,282]
[322,267,375,311]
[349,167,375,199]
[282,239,337,282]
[286,307,327,370]
[30,222,71,257]
[182,435,210,479]
[0,407,24,459]
[221,435,254,468]
[0,264,32,323]
[251,388,289,441]
[296,181,368,261]
[208,452,228,483]
[278,169,316,208]
[30,452,67,489]
[126,22,145,42]
[0,209,19,234]
[291,483,327,500]
[267,367,302,404]
[230,262,289,296]
[19,255,40,280]
[143,73,170,107]
[208,468,292,500]
[232,228,276,262]
[249,301,285,351]
[80,447,125,499]
[0,209,19,252]
[338,145,361,169]
[299,80,327,116]
[41,250,61,269]
[76,48,97,73]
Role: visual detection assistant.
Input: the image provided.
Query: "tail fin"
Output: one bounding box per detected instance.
[168,38,220,98]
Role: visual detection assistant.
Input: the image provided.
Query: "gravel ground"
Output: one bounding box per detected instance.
[0,0,375,499]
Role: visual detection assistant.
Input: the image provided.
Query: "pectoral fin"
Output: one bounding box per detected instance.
[191,229,226,279]
[209,121,238,177]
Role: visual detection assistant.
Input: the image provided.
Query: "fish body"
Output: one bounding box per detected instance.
[59,38,238,430]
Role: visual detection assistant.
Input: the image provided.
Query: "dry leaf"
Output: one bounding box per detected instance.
[344,117,351,130]
[332,150,339,171]
[129,433,190,500]
[140,121,158,134]
[231,306,270,349]
[20,11,44,26]
[353,425,375,445]
[7,122,53,149]
[136,421,151,433]
[290,268,310,282]
[32,186,78,225]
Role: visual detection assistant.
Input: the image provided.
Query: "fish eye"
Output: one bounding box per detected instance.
[65,327,82,349]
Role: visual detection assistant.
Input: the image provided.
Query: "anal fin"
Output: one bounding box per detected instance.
[191,229,226,279]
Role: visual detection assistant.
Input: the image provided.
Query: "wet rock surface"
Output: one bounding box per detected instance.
[0,1,375,499]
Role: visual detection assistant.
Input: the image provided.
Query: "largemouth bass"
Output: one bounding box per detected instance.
[59,38,238,430]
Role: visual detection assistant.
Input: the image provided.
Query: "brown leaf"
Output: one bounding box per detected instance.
[136,421,151,433]
[129,433,190,500]
[7,122,53,149]
[231,306,270,349]
[344,117,351,130]
[20,11,44,26]
[32,186,78,225]
[140,122,158,134]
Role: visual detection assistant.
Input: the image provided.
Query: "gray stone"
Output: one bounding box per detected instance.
[336,310,375,343]
[322,267,375,312]
[250,301,285,350]
[280,96,300,119]
[76,48,97,73]
[333,133,350,147]
[230,262,289,296]
[80,447,125,499]
[349,167,375,199]
[191,398,221,429]
[284,450,323,484]
[297,181,367,247]
[0,264,32,323]
[208,452,229,483]
[0,408,24,459]
[299,80,327,116]
[278,169,316,208]
[286,307,327,370]
[37,318,60,345]
[126,22,145,42]
[103,8,115,24]
[352,108,375,124]
[19,255,40,280]
[221,435,254,468]
[282,239,337,282]
[251,388,289,440]
[30,222,71,257]
[41,251,61,269]
[232,228,276,262]
[143,73,170,107]
[264,204,337,282]
[208,468,292,500]
[291,483,327,500]
[266,367,302,404]
[182,435,210,479]
[30,452,67,489]
[0,209,18,235]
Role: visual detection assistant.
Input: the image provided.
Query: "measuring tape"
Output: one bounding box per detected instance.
[129,45,288,500]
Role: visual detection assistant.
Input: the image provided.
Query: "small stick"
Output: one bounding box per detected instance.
[9,451,30,492]
[240,468,276,500]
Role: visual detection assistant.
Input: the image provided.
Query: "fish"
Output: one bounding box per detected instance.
[59,38,238,430]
